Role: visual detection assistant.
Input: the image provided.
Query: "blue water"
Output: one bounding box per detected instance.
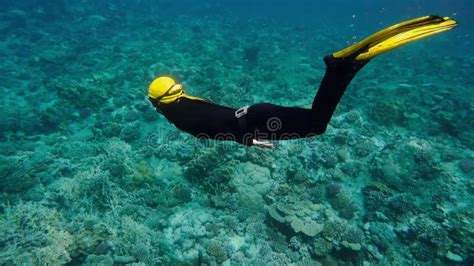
[0,0,473,265]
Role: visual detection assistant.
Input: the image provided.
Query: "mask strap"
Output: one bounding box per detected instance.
[154,84,178,103]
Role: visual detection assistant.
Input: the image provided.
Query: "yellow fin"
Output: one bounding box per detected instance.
[333,16,458,61]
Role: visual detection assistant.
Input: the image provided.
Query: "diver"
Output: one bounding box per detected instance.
[148,16,457,148]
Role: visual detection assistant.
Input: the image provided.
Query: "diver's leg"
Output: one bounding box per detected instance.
[311,55,368,132]
[311,15,457,132]
[243,56,368,138]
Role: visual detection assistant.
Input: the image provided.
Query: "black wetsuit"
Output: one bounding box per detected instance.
[153,55,368,146]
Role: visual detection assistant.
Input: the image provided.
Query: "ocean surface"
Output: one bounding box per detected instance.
[0,0,473,265]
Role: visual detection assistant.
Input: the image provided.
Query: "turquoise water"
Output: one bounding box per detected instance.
[0,0,473,265]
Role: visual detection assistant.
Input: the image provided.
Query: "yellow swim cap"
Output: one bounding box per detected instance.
[148,76,184,104]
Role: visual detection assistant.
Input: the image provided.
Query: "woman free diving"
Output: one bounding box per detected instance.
[147,16,457,148]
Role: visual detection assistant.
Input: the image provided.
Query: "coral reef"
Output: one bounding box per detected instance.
[206,241,228,264]
[0,202,73,265]
[326,184,358,220]
[0,157,37,193]
[267,201,325,238]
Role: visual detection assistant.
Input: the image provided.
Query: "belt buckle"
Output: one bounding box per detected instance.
[235,105,249,118]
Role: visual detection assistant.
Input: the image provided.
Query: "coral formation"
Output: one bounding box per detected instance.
[0,157,37,193]
[267,200,325,238]
[206,241,228,264]
[327,184,358,220]
[0,202,73,265]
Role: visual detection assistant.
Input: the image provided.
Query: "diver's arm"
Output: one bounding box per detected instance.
[252,139,275,149]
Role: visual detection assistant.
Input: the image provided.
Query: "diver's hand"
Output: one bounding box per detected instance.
[252,139,275,149]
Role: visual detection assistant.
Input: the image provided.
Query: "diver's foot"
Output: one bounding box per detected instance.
[333,15,457,61]
[323,54,369,76]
